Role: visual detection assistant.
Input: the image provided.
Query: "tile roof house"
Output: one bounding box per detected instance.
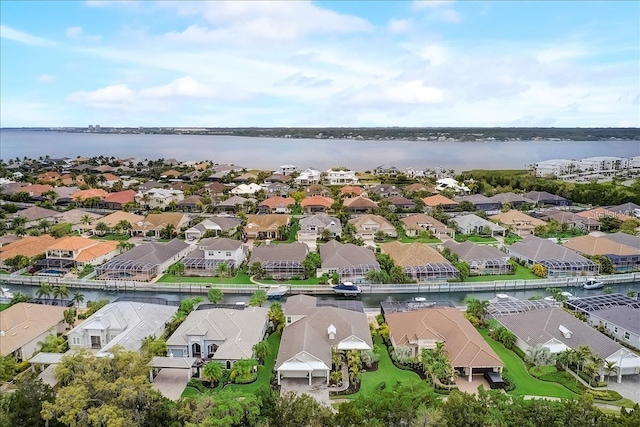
[42,236,119,269]
[303,184,330,197]
[400,213,453,238]
[449,213,506,237]
[244,214,290,240]
[230,183,262,196]
[540,210,601,231]
[72,188,109,202]
[300,195,334,214]
[507,235,599,277]
[95,239,190,281]
[215,195,257,213]
[606,202,640,218]
[442,240,512,276]
[250,242,309,279]
[52,209,102,227]
[131,213,191,238]
[422,194,459,210]
[368,184,401,198]
[0,303,67,361]
[319,240,380,284]
[184,217,242,240]
[403,183,435,195]
[523,191,571,206]
[276,295,372,385]
[183,238,246,276]
[8,206,59,229]
[258,196,296,214]
[298,214,342,240]
[101,189,136,210]
[380,241,459,281]
[494,307,640,381]
[387,196,417,211]
[562,233,640,272]
[489,210,546,236]
[167,307,268,366]
[80,211,144,235]
[135,188,184,209]
[385,308,503,381]
[349,214,397,243]
[605,232,640,250]
[0,235,57,268]
[456,194,501,213]
[68,302,177,357]
[343,196,378,213]
[340,185,365,197]
[177,195,204,212]
[38,171,61,183]
[575,207,633,223]
[487,192,535,208]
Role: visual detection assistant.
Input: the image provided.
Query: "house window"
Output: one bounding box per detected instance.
[71,337,80,345]
[614,327,618,333]
[226,252,232,257]
[287,316,292,324]
[624,332,630,340]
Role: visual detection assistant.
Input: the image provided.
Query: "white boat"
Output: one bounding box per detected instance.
[561,291,573,299]
[264,285,288,299]
[582,278,605,290]
[414,297,427,302]
[0,287,13,301]
[496,294,510,301]
[332,282,362,296]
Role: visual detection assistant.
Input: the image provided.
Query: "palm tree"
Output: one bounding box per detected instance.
[464,297,489,323]
[267,302,285,333]
[575,345,594,374]
[116,220,132,234]
[603,361,619,386]
[216,262,229,278]
[57,285,70,303]
[252,340,269,364]
[36,283,53,300]
[95,221,109,235]
[249,290,267,307]
[229,358,255,383]
[39,219,51,233]
[117,241,134,253]
[12,216,27,230]
[207,288,223,304]
[71,291,85,310]
[202,362,224,388]
[80,214,93,225]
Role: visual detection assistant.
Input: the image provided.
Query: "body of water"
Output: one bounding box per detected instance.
[1,130,638,170]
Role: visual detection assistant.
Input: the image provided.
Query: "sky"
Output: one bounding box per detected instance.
[1,0,639,128]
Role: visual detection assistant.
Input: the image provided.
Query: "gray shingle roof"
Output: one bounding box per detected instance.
[508,235,592,262]
[116,238,189,265]
[442,240,508,262]
[320,240,378,269]
[250,242,308,263]
[198,237,243,251]
[590,307,640,335]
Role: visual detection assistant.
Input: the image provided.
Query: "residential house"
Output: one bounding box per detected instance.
[562,233,640,272]
[264,182,291,198]
[301,195,334,214]
[100,173,121,187]
[160,170,181,179]
[380,241,459,282]
[298,214,342,241]
[8,206,59,229]
[368,184,401,198]
[249,242,308,279]
[72,189,109,204]
[456,194,501,213]
[177,195,204,212]
[295,168,321,186]
[387,196,416,211]
[244,214,290,240]
[276,295,372,385]
[606,202,640,219]
[494,305,640,382]
[38,171,61,183]
[204,182,227,198]
[489,210,546,236]
[423,194,459,211]
[507,235,599,277]
[52,186,81,205]
[215,195,256,214]
[575,207,633,223]
[230,183,262,196]
[449,214,506,237]
[540,210,601,231]
[101,190,136,210]
[488,192,535,209]
[373,164,399,176]
[400,213,453,238]
[349,214,397,242]
[67,302,177,357]
[80,211,144,235]
[523,191,571,207]
[435,178,469,194]
[325,168,359,185]
[184,217,242,241]
[52,209,103,231]
[385,307,503,382]
[131,213,191,238]
[343,196,378,213]
[183,238,246,276]
[0,235,57,268]
[304,184,330,197]
[605,232,640,250]
[265,173,292,184]
[95,239,190,281]
[167,307,269,367]
[318,240,380,284]
[135,188,184,209]
[258,196,296,214]
[340,185,365,197]
[37,236,119,273]
[403,183,435,195]
[442,241,512,275]
[232,172,259,184]
[0,303,67,361]
[278,164,298,176]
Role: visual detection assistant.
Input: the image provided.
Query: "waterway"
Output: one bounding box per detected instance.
[6,281,640,309]
[1,130,638,171]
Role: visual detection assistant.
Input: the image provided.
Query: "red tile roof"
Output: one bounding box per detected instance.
[103,190,136,205]
[301,195,334,208]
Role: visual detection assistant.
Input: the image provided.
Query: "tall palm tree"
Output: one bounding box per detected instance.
[249,290,267,307]
[217,262,229,278]
[71,291,85,310]
[36,283,53,300]
[80,214,93,225]
[229,358,255,383]
[117,240,134,253]
[57,285,70,303]
[603,361,619,386]
[207,288,223,304]
[252,340,269,364]
[202,362,224,388]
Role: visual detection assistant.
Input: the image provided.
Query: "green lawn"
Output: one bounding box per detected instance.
[181,386,202,398]
[503,234,523,245]
[90,233,130,241]
[336,336,423,400]
[259,277,323,285]
[223,332,281,395]
[0,303,10,312]
[0,270,9,274]
[397,235,441,244]
[454,234,498,243]
[157,271,253,284]
[478,329,575,398]
[465,265,538,282]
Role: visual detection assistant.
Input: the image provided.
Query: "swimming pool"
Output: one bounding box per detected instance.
[41,269,65,275]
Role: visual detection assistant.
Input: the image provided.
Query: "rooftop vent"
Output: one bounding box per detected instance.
[328,324,336,340]
[559,325,572,339]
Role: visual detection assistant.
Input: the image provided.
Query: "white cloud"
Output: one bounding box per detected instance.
[413,0,455,9]
[37,74,56,83]
[412,0,460,23]
[536,47,588,63]
[65,26,102,41]
[139,76,216,99]
[387,19,412,34]
[0,25,57,46]
[349,80,445,106]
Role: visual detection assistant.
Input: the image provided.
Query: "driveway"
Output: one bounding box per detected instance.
[607,373,640,404]
[280,377,331,407]
[455,375,495,394]
[151,368,191,401]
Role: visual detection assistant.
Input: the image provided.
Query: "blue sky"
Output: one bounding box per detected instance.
[1,1,638,127]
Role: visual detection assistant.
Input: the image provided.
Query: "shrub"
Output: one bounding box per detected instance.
[512,346,527,361]
[501,369,516,392]
[375,381,386,391]
[187,378,207,393]
[584,389,622,401]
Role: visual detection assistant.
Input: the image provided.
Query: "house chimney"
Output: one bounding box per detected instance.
[328,324,336,340]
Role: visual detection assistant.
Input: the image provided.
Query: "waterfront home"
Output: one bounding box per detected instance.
[7,206,59,229]
[0,303,67,361]
[184,217,242,241]
[0,234,57,268]
[523,191,571,207]
[325,168,359,185]
[343,196,378,213]
[373,164,399,176]
[101,189,136,210]
[72,188,109,204]
[422,194,459,211]
[442,241,512,275]
[298,214,342,240]
[131,213,191,238]
[230,183,262,196]
[244,214,290,240]
[494,305,640,382]
[318,240,380,283]
[449,213,506,237]
[349,214,397,243]
[562,233,640,272]
[264,173,292,184]
[385,307,503,382]
[606,202,640,219]
[540,210,601,231]
[489,210,546,236]
[249,241,308,279]
[182,238,246,276]
[368,184,401,198]
[278,164,298,176]
[295,168,321,186]
[300,195,334,214]
[258,196,296,214]
[167,307,268,366]
[400,213,453,238]
[36,236,119,273]
[488,192,535,209]
[95,239,190,281]
[435,178,469,194]
[276,295,372,385]
[507,235,599,277]
[68,302,177,357]
[135,188,184,209]
[380,241,459,282]
[215,195,256,214]
[455,194,501,213]
[79,211,144,235]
